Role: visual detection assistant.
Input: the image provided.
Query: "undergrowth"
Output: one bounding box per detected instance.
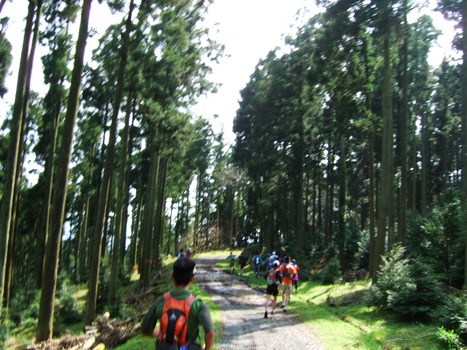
[218,253,450,350]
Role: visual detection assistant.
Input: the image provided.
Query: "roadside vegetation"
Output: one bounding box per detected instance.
[218,250,466,350]
[6,254,222,350]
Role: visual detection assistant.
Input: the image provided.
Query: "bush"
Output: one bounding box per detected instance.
[389,259,445,321]
[406,201,465,288]
[316,257,341,285]
[366,245,411,308]
[437,327,464,350]
[55,276,82,325]
[431,292,467,344]
[9,289,40,327]
[367,245,446,321]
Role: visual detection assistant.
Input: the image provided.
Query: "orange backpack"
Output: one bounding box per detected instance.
[159,292,196,347]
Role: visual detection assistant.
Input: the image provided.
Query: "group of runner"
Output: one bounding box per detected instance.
[226,250,301,319]
[263,252,300,318]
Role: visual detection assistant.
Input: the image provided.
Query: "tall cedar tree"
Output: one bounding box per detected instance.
[37,0,92,341]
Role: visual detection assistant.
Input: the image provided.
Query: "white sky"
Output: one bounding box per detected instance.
[0,0,458,147]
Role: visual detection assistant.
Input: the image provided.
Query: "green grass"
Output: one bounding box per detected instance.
[9,251,447,349]
[219,258,444,349]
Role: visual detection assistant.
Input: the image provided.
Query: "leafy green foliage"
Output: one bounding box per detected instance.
[431,293,467,343]
[437,327,464,350]
[406,200,465,287]
[55,275,82,325]
[9,289,40,328]
[316,257,342,285]
[368,245,446,321]
[0,17,12,97]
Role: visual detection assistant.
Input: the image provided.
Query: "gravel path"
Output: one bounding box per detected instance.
[195,256,326,350]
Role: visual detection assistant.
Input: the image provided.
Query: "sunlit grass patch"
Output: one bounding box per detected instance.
[112,335,155,350]
[190,282,222,350]
[215,256,444,350]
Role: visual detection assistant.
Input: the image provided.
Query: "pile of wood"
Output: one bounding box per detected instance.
[24,274,165,349]
[25,314,141,350]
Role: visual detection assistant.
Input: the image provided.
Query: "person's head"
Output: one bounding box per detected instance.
[172,257,196,286]
[292,259,296,264]
[179,249,184,253]
[273,260,280,268]
[284,257,290,263]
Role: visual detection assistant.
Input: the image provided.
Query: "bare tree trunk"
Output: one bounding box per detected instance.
[37,0,92,341]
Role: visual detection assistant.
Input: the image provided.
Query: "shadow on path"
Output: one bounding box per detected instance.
[195,256,326,350]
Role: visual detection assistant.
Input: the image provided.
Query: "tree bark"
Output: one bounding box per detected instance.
[140,149,159,287]
[0,0,7,14]
[153,157,168,263]
[37,0,92,341]
[107,0,134,307]
[398,6,408,245]
[374,35,394,283]
[461,0,467,289]
[0,0,35,305]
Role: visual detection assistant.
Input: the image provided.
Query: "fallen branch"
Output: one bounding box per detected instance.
[383,334,437,344]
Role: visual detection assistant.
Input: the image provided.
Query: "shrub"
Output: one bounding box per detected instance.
[9,289,40,327]
[316,257,341,285]
[367,245,446,321]
[437,327,464,350]
[55,276,82,325]
[431,293,467,344]
[366,244,411,308]
[389,259,445,321]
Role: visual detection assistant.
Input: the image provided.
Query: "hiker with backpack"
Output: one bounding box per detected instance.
[264,260,282,319]
[237,251,249,275]
[141,257,215,350]
[252,252,262,277]
[227,251,236,272]
[278,257,297,312]
[291,258,300,292]
[263,253,272,271]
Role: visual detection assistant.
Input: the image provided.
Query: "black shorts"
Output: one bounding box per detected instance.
[266,283,280,296]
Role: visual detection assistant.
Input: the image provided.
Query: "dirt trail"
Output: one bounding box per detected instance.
[195,256,326,350]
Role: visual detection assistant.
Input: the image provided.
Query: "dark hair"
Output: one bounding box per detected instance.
[284,257,290,263]
[173,257,196,285]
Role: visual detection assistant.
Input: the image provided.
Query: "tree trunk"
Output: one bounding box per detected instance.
[374,36,394,283]
[37,0,92,341]
[398,7,408,245]
[0,0,7,15]
[325,143,334,247]
[0,0,35,305]
[368,130,377,278]
[107,0,134,306]
[338,134,347,269]
[461,0,467,289]
[153,157,168,264]
[420,108,428,214]
[140,149,159,287]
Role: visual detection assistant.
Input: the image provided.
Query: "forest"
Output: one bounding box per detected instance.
[0,0,466,347]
